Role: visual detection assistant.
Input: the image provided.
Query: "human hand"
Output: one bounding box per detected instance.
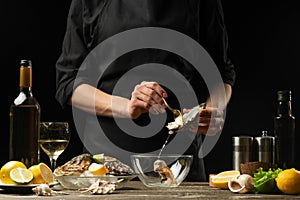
[183,106,224,136]
[128,81,168,119]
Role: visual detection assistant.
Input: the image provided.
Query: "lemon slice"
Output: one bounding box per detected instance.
[211,170,240,189]
[93,154,104,164]
[88,163,108,175]
[10,167,33,184]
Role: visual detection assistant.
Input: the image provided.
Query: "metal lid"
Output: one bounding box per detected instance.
[277,90,291,102]
[232,136,253,146]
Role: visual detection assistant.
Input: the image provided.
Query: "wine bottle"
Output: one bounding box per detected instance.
[274,90,295,169]
[9,60,41,167]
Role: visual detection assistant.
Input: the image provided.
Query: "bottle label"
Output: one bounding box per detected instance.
[20,67,32,88]
[14,92,26,105]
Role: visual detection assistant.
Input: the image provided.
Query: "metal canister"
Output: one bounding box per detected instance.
[232,136,253,171]
[254,131,275,164]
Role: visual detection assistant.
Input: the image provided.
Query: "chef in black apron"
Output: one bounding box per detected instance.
[55,0,235,181]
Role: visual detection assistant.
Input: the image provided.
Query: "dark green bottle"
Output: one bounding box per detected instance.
[9,60,41,167]
[274,90,295,169]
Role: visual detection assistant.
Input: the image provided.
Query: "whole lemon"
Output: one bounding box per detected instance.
[276,168,300,195]
[0,161,27,184]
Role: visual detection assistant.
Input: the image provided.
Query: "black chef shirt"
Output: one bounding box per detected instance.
[55,0,235,181]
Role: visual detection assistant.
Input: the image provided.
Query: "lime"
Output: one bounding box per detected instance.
[10,167,33,184]
[93,154,104,164]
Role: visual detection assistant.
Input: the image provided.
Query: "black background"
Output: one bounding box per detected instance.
[0,1,299,178]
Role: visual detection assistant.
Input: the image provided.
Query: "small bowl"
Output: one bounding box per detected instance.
[131,154,193,188]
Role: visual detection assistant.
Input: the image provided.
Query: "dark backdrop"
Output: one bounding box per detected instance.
[1,1,299,178]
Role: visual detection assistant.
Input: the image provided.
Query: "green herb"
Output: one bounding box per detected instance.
[252,167,282,194]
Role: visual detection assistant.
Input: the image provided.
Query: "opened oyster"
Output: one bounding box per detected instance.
[54,153,134,176]
[228,174,254,194]
[166,103,206,134]
[54,153,93,176]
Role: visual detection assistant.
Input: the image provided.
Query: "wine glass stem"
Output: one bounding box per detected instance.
[50,157,57,171]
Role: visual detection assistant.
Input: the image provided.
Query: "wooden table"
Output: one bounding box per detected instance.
[0,181,299,199]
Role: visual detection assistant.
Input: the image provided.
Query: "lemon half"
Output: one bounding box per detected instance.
[211,170,240,189]
[0,161,27,184]
[29,163,54,184]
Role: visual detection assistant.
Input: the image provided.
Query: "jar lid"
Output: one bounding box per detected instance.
[277,90,291,101]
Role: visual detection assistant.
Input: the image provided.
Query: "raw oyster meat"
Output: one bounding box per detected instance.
[166,103,206,134]
[154,159,176,185]
[228,174,254,194]
[54,153,93,176]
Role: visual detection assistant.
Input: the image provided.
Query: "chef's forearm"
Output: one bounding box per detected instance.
[206,83,232,109]
[68,84,130,118]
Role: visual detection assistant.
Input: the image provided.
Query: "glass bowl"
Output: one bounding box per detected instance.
[54,174,136,190]
[131,154,193,188]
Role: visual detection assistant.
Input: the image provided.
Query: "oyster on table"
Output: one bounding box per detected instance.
[228,174,254,194]
[79,179,122,195]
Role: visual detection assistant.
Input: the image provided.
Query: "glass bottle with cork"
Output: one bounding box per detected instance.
[9,60,41,167]
[274,90,295,169]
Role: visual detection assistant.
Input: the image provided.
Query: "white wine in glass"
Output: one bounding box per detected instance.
[39,122,70,171]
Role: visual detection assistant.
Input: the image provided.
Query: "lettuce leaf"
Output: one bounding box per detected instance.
[252,167,282,194]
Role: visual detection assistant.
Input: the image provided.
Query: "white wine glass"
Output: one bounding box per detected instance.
[39,122,70,171]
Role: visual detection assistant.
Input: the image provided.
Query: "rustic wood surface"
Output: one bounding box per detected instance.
[0,181,299,199]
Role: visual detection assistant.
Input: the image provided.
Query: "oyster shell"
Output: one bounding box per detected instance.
[79,179,122,195]
[103,156,134,175]
[54,154,134,176]
[54,153,93,176]
[228,174,254,194]
[166,103,206,134]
